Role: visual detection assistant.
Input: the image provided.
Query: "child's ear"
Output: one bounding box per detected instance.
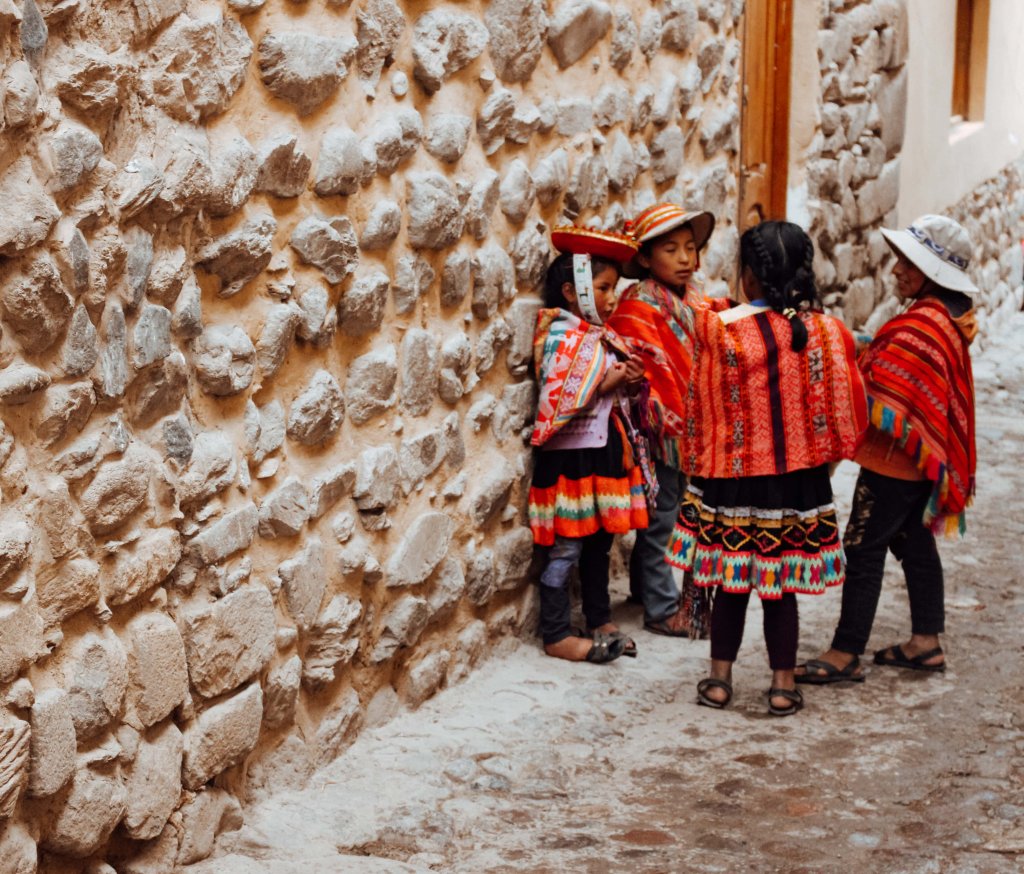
[561,281,577,303]
[636,252,651,269]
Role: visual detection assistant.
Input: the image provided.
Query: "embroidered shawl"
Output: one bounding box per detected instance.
[604,279,713,468]
[859,298,976,535]
[683,307,868,479]
[530,308,625,446]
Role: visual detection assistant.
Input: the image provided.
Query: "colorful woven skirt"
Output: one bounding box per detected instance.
[529,423,649,547]
[665,465,844,599]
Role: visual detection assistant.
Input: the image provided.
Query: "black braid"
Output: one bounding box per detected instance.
[739,222,819,352]
[543,252,620,309]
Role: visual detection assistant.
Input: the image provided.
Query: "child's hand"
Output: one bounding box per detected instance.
[624,354,645,386]
[600,362,628,394]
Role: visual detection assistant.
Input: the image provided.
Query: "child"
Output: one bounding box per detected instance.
[796,214,978,684]
[605,203,721,638]
[529,225,650,663]
[666,221,867,715]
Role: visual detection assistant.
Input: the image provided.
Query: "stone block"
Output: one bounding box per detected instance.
[1,252,71,352]
[67,630,128,740]
[192,325,256,396]
[610,9,637,70]
[498,159,535,225]
[258,476,310,538]
[484,0,548,83]
[287,369,344,445]
[0,157,60,255]
[412,10,488,92]
[353,445,401,511]
[425,113,472,163]
[125,612,190,729]
[263,656,302,731]
[176,431,237,508]
[400,329,439,417]
[176,787,243,866]
[372,595,429,661]
[371,109,422,176]
[359,199,402,250]
[533,148,569,206]
[37,558,100,624]
[346,343,397,424]
[465,546,497,606]
[123,721,183,840]
[278,539,327,631]
[392,254,435,315]
[469,458,517,527]
[506,298,543,376]
[403,649,451,708]
[181,683,263,790]
[876,67,908,158]
[495,527,535,590]
[302,595,362,689]
[106,527,182,607]
[207,135,259,217]
[41,764,127,857]
[386,512,453,587]
[289,214,359,285]
[313,688,362,768]
[314,126,375,196]
[407,172,464,249]
[80,446,151,535]
[188,503,258,565]
[856,158,900,226]
[27,689,75,798]
[308,464,356,520]
[0,820,35,873]
[661,0,697,52]
[339,270,389,335]
[258,31,356,115]
[476,87,516,154]
[547,0,611,68]
[255,133,311,198]
[180,585,276,699]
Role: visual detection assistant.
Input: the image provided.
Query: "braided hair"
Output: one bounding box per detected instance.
[739,221,819,352]
[543,252,620,309]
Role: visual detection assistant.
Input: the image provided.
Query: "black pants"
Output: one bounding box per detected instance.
[538,530,614,645]
[831,469,944,655]
[710,590,799,670]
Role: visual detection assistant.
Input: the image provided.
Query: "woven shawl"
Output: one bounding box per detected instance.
[859,298,976,535]
[684,307,867,479]
[530,308,625,447]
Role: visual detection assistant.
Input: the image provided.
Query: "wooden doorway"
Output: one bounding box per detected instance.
[739,0,793,231]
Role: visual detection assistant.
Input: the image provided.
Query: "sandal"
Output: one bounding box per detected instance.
[643,610,690,638]
[873,644,946,673]
[584,632,627,664]
[795,656,866,685]
[696,677,733,709]
[586,627,637,658]
[767,687,804,717]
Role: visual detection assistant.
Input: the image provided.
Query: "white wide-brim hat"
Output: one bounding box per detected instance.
[880,214,979,294]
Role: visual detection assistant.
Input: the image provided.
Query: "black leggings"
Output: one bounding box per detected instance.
[710,590,799,671]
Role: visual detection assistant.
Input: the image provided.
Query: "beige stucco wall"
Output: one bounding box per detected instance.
[898,0,1024,224]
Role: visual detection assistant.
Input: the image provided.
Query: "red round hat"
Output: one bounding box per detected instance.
[551,225,638,264]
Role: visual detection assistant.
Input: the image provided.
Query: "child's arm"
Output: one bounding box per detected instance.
[598,362,629,394]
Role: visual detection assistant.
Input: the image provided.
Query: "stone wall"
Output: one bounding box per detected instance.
[0,0,742,869]
[801,0,910,332]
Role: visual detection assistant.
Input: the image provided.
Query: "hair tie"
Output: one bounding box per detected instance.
[782,307,798,321]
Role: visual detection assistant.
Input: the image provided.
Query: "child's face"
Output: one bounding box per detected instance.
[640,226,698,290]
[560,265,621,322]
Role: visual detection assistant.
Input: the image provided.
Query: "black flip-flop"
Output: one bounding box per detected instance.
[696,677,732,709]
[873,644,946,673]
[584,632,627,664]
[795,656,866,685]
[767,687,804,717]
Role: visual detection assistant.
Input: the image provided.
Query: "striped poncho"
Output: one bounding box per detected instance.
[859,297,976,535]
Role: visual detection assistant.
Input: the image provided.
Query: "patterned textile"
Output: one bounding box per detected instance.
[859,297,976,535]
[683,307,867,479]
[605,279,728,468]
[666,470,845,600]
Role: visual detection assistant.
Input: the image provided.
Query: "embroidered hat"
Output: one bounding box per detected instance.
[550,225,638,263]
[625,203,716,251]
[880,214,979,294]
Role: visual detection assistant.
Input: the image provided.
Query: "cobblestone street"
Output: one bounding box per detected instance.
[188,315,1024,873]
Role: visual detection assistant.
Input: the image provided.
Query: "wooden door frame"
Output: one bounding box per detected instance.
[739,0,794,230]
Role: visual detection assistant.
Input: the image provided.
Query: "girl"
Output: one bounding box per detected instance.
[666,221,867,715]
[797,215,978,684]
[606,203,721,638]
[528,225,650,663]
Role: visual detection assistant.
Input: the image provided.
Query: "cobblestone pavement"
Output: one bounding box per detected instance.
[188,315,1024,874]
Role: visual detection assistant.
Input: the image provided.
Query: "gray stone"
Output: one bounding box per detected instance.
[471,244,515,320]
[313,689,362,767]
[484,0,548,83]
[0,716,29,819]
[386,512,453,587]
[0,601,44,685]
[67,630,128,740]
[607,131,638,192]
[0,820,34,872]
[174,430,236,508]
[403,649,450,707]
[464,169,501,240]
[278,539,327,631]
[19,0,46,61]
[476,87,516,155]
[146,246,188,307]
[359,199,402,250]
[510,223,549,292]
[495,527,535,590]
[188,503,258,565]
[355,0,405,94]
[256,303,302,381]
[465,546,497,605]
[856,158,901,226]
[475,319,513,375]
[197,214,277,298]
[353,445,400,510]
[339,270,389,335]
[412,10,488,92]
[373,594,429,660]
[176,788,243,865]
[79,446,151,535]
[651,73,679,126]
[287,369,344,445]
[499,159,535,225]
[440,250,472,308]
[259,476,310,538]
[105,528,182,607]
[3,61,39,128]
[181,683,263,790]
[398,428,446,491]
[697,36,725,92]
[346,343,397,424]
[408,172,464,249]
[0,364,50,405]
[594,83,630,129]
[392,255,435,314]
[255,133,311,198]
[506,297,543,376]
[48,122,103,192]
[290,214,359,284]
[114,157,163,219]
[146,14,252,122]
[303,595,362,689]
[27,689,75,798]
[41,765,127,857]
[547,0,611,68]
[123,225,154,310]
[264,657,302,731]
[610,9,637,70]
[1,253,72,352]
[371,109,423,175]
[309,464,356,520]
[556,97,593,136]
[146,133,214,222]
[632,83,654,131]
[661,0,697,52]
[425,113,472,163]
[469,458,516,527]
[258,31,356,115]
[564,152,608,217]
[533,148,569,206]
[700,103,739,158]
[132,303,172,369]
[36,381,95,447]
[314,126,375,196]
[877,68,908,158]
[125,612,189,730]
[123,721,183,840]
[180,585,276,698]
[296,285,334,345]
[207,135,260,217]
[505,101,540,144]
[174,277,203,340]
[427,555,466,616]
[133,0,187,34]
[192,325,256,396]
[401,328,439,417]
[650,125,685,183]
[0,514,31,589]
